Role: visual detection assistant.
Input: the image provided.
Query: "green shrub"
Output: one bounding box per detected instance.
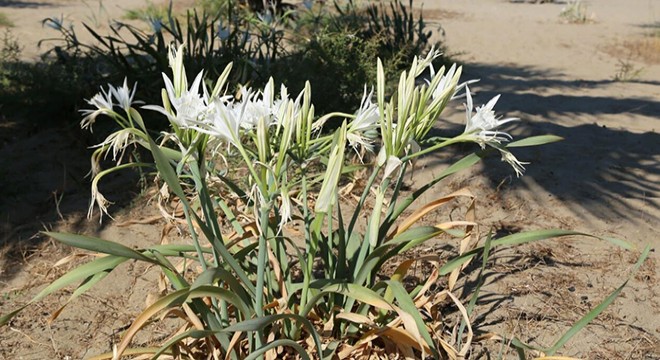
[124,0,171,23]
[32,0,444,120]
[0,12,13,28]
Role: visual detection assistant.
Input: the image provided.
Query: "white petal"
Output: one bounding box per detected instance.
[383,155,402,180]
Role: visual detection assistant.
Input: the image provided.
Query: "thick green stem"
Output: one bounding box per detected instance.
[347,165,381,240]
[254,204,271,351]
[299,174,313,311]
[401,135,465,162]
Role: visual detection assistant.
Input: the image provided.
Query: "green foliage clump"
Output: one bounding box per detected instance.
[0,12,13,28]
[1,0,446,132]
[282,0,443,114]
[280,28,382,117]
[124,0,171,22]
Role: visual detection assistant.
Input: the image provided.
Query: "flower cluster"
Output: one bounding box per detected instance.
[143,72,301,149]
[80,78,140,131]
[80,44,530,222]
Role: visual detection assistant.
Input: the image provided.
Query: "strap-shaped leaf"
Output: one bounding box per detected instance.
[1,255,126,326]
[303,282,395,318]
[222,314,324,360]
[130,108,187,201]
[85,347,173,360]
[49,270,112,323]
[44,232,163,266]
[150,329,216,359]
[384,280,439,358]
[440,229,634,276]
[116,285,250,358]
[507,135,563,148]
[191,267,252,306]
[545,244,651,355]
[244,339,310,360]
[391,152,482,221]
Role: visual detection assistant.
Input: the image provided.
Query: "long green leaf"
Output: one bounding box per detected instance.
[57,270,111,315]
[507,135,563,148]
[302,282,395,318]
[440,229,633,276]
[384,280,439,357]
[86,347,174,360]
[493,230,633,250]
[1,255,126,326]
[44,232,162,266]
[130,108,187,201]
[545,244,651,355]
[188,210,255,296]
[244,339,310,360]
[150,329,215,359]
[222,314,324,359]
[191,267,251,306]
[391,152,482,221]
[116,285,249,358]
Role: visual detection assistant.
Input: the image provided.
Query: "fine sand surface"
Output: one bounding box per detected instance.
[0,0,658,358]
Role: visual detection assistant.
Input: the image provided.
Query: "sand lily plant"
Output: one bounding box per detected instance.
[1,44,649,359]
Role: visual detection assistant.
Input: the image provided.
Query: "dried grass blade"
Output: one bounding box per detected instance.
[392,188,474,237]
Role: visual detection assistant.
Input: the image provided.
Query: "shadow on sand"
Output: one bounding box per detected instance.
[425,62,659,227]
[0,0,54,9]
[1,62,658,284]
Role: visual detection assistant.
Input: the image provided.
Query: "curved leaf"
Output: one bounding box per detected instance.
[507,135,563,148]
[1,255,126,326]
[116,285,251,358]
[383,280,439,358]
[150,329,216,359]
[86,347,173,360]
[222,314,324,360]
[244,339,310,360]
[302,282,395,318]
[545,245,651,355]
[191,267,252,306]
[44,231,162,266]
[440,229,634,276]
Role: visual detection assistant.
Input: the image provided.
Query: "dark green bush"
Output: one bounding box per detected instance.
[1,0,446,132]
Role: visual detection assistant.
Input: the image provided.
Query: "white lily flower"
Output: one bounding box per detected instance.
[89,177,113,222]
[430,63,459,100]
[462,86,529,176]
[110,78,141,112]
[195,98,242,146]
[238,87,272,130]
[463,86,518,148]
[273,84,303,126]
[80,86,114,131]
[347,87,379,153]
[278,189,292,232]
[377,147,403,180]
[143,71,208,128]
[501,150,529,177]
[93,128,135,161]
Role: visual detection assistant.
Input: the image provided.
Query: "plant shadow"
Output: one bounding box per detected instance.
[0,118,140,283]
[424,62,659,229]
[0,0,53,9]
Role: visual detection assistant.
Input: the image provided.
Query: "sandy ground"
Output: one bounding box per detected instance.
[0,0,658,358]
